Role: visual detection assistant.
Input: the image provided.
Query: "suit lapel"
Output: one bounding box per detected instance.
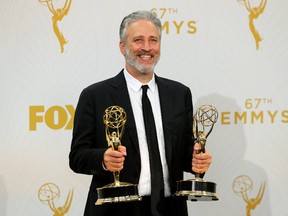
[108,70,140,156]
[107,72,175,169]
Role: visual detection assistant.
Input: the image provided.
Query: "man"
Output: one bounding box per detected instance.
[69,10,212,216]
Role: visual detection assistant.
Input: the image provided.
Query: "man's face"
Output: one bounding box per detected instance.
[120,19,161,74]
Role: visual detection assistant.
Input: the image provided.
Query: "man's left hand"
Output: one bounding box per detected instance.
[191,143,212,174]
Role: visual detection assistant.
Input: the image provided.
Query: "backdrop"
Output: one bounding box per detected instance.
[1,0,287,215]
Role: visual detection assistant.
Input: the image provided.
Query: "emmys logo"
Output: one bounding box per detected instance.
[232,175,266,216]
[221,98,288,125]
[38,183,74,215]
[39,0,72,53]
[237,0,267,50]
[150,8,197,35]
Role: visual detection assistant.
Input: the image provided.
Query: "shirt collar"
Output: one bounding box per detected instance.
[123,68,156,93]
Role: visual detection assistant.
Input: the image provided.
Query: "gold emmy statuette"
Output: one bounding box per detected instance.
[96,106,142,205]
[233,175,266,216]
[38,0,72,53]
[38,183,74,216]
[237,0,267,50]
[174,105,219,201]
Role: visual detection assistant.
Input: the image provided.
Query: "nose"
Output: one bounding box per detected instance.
[143,40,151,51]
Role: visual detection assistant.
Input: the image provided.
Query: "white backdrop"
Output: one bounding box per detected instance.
[1,0,288,215]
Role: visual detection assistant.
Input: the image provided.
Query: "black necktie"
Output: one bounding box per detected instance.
[142,85,164,216]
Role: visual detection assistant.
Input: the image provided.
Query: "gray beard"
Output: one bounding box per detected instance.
[125,48,160,74]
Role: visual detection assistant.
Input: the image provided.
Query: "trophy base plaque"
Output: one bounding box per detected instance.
[96,182,142,205]
[175,178,219,201]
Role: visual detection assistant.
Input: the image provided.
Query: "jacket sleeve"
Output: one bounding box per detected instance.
[69,88,108,177]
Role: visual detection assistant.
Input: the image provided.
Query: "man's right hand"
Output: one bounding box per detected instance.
[103,146,127,172]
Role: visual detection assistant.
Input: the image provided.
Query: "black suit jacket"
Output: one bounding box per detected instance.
[69,70,194,216]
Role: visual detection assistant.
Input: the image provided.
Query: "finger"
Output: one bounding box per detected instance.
[192,159,210,169]
[193,143,201,155]
[192,167,208,174]
[106,147,125,158]
[192,160,210,172]
[192,152,212,173]
[194,143,201,150]
[103,148,125,171]
[194,149,211,159]
[118,145,127,156]
[104,157,125,172]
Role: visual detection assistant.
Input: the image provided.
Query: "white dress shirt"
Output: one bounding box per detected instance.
[123,69,171,197]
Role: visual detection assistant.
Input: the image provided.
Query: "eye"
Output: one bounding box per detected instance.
[134,38,143,43]
[150,38,159,43]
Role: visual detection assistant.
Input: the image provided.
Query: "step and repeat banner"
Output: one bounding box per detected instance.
[1,0,287,215]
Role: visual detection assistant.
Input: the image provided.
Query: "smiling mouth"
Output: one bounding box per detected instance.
[139,54,153,60]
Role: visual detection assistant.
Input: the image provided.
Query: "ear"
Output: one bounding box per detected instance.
[119,41,126,56]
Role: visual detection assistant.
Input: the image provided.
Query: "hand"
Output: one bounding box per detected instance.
[192,143,212,174]
[103,146,127,172]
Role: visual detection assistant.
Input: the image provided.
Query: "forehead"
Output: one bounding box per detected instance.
[126,19,160,38]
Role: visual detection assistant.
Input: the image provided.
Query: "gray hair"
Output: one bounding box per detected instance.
[119,10,162,42]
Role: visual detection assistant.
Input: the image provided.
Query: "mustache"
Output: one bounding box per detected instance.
[136,50,155,56]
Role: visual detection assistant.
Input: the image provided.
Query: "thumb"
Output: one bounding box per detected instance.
[193,143,201,155]
[118,145,127,156]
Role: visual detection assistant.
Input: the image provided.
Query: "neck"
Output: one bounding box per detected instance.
[126,64,154,84]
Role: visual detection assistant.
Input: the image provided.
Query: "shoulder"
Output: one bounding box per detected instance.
[156,75,191,92]
[83,70,125,93]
